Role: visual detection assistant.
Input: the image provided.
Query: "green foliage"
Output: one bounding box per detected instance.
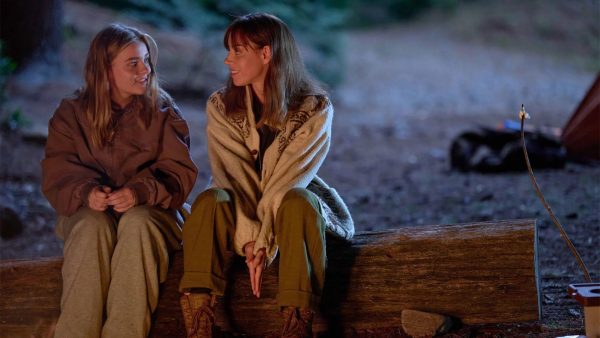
[85,0,473,85]
[345,0,463,27]
[0,41,17,111]
[87,0,224,30]
[0,41,27,135]
[87,0,347,86]
[0,109,30,133]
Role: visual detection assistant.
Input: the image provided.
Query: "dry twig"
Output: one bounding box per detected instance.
[519,104,592,282]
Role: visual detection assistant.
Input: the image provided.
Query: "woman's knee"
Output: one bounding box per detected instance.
[276,188,322,235]
[60,207,115,244]
[117,206,160,237]
[117,206,181,254]
[280,188,318,213]
[191,188,231,212]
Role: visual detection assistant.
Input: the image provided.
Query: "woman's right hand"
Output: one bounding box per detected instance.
[88,186,112,211]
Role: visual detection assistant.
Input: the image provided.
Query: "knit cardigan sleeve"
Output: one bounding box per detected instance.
[205,93,262,255]
[255,98,333,261]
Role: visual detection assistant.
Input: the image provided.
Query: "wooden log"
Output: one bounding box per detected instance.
[0,219,540,337]
[0,257,62,338]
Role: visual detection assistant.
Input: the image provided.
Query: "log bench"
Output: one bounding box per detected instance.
[0,219,540,337]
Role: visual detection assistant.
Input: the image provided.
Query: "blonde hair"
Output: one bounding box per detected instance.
[222,13,326,128]
[79,23,169,147]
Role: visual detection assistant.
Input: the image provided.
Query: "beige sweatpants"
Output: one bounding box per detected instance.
[53,206,181,338]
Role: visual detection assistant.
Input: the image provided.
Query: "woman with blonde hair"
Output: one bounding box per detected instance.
[179,13,353,337]
[42,23,197,337]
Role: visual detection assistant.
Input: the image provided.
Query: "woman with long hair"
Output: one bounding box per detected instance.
[42,23,197,337]
[179,13,353,337]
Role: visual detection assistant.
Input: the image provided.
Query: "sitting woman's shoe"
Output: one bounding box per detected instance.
[281,307,314,338]
[180,293,218,338]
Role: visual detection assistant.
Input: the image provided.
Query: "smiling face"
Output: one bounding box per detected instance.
[224,36,271,102]
[109,41,151,107]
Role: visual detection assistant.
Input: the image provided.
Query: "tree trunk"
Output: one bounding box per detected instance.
[0,219,540,337]
[0,0,63,71]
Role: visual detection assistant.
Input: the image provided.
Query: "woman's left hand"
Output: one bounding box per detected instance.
[107,187,137,213]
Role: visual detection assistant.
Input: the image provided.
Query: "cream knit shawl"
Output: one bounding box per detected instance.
[206,87,354,262]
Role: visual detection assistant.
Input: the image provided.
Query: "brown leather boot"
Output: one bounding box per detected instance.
[281,307,314,338]
[180,293,218,338]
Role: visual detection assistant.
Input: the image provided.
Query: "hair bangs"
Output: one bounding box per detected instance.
[224,28,247,51]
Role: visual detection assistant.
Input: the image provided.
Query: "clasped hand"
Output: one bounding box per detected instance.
[88,186,136,213]
[244,241,266,298]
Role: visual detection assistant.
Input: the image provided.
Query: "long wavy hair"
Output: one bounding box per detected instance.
[222,13,326,128]
[79,23,169,148]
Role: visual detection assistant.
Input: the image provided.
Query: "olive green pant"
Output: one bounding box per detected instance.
[53,206,181,338]
[179,188,326,310]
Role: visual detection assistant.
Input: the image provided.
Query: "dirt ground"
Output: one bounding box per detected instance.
[1,1,598,337]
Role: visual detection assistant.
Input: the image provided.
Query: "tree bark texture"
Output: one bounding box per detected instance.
[0,219,540,337]
[0,0,63,70]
